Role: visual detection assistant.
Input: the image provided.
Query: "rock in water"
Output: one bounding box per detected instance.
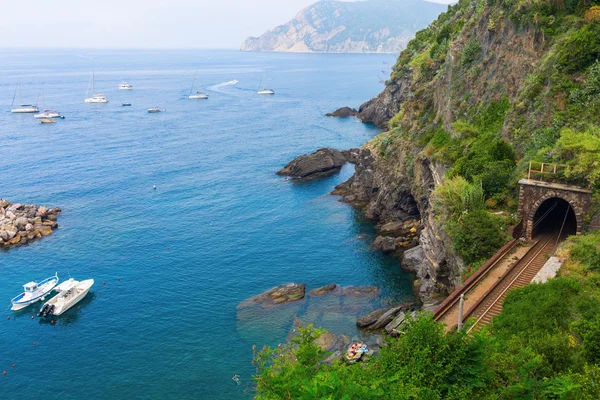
[237,283,306,309]
[325,107,358,118]
[277,148,347,181]
[309,284,338,296]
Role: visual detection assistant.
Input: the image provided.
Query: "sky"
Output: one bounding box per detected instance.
[0,0,457,49]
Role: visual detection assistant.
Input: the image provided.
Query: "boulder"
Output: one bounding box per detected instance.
[0,231,8,241]
[37,206,49,215]
[402,245,424,273]
[237,283,306,309]
[277,148,347,180]
[25,223,33,232]
[15,217,29,228]
[6,211,16,220]
[325,107,358,118]
[371,236,397,253]
[39,225,53,236]
[356,307,389,329]
[309,284,337,296]
[0,199,11,209]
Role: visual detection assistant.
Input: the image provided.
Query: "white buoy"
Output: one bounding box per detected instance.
[153,185,156,190]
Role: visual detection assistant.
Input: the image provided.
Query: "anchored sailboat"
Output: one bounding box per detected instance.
[84,70,108,103]
[11,81,40,113]
[258,72,275,95]
[188,71,208,99]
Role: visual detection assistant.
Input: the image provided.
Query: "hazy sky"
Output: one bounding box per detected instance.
[1,0,456,49]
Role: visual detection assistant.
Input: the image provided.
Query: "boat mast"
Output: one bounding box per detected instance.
[19,80,23,107]
[11,81,18,108]
[190,70,197,95]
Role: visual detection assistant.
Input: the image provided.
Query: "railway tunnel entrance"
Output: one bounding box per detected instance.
[532,197,577,239]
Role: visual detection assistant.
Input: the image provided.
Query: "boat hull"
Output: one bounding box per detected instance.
[34,112,61,119]
[84,98,108,103]
[189,94,208,99]
[11,107,40,113]
[258,90,275,95]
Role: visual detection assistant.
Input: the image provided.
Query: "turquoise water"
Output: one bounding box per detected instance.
[0,50,415,399]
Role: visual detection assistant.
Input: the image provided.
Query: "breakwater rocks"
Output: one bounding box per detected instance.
[277,148,347,181]
[237,283,307,309]
[0,200,61,248]
[325,107,358,118]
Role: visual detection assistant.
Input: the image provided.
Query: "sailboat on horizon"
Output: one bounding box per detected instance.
[84,70,108,103]
[257,72,275,95]
[11,81,40,113]
[188,71,208,99]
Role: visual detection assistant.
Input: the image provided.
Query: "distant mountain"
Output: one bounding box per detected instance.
[240,0,448,54]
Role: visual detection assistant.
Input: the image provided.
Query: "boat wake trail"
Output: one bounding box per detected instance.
[207,80,239,92]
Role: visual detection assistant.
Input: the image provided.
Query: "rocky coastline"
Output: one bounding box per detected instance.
[0,200,61,249]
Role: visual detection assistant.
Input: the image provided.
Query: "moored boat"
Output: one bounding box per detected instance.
[40,118,57,124]
[147,107,162,113]
[188,71,208,99]
[11,274,59,310]
[84,70,108,103]
[11,81,40,113]
[39,278,94,316]
[119,81,133,90]
[34,110,62,119]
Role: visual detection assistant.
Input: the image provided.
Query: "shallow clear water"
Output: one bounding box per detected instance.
[0,50,415,399]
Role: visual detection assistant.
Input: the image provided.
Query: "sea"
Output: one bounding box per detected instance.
[0,49,415,399]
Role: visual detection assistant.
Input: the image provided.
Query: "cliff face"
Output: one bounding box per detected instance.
[337,0,600,304]
[240,0,448,54]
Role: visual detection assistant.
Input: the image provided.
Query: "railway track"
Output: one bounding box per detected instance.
[464,232,558,332]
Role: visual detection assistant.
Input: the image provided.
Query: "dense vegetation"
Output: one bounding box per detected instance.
[254,232,600,398]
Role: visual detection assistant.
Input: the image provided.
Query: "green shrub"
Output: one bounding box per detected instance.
[447,209,510,264]
[462,38,481,65]
[557,23,600,73]
[433,176,485,219]
[553,126,600,189]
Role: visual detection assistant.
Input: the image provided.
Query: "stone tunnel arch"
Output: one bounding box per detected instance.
[518,179,592,239]
[530,197,578,239]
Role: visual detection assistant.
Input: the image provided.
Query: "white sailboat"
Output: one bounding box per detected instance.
[34,87,63,119]
[11,81,40,113]
[84,70,108,103]
[38,278,94,317]
[188,71,208,99]
[258,73,275,95]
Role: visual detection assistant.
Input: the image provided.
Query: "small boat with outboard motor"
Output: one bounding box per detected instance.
[39,278,94,317]
[147,107,163,113]
[11,274,59,310]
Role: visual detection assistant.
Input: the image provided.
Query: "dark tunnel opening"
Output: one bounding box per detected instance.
[532,197,577,239]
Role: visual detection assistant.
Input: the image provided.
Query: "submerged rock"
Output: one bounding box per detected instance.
[237,283,306,309]
[325,107,359,118]
[309,284,338,296]
[277,148,347,180]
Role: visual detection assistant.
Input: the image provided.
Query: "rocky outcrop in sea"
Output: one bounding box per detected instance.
[0,200,61,248]
[277,148,348,180]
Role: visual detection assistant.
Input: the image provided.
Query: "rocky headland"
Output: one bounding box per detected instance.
[277,148,348,180]
[240,0,447,54]
[0,200,61,248]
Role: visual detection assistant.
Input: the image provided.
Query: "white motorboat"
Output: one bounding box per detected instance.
[11,81,40,113]
[34,110,62,119]
[147,107,162,113]
[188,71,208,99]
[38,278,94,317]
[11,274,59,311]
[84,70,108,103]
[33,88,62,118]
[119,81,133,90]
[258,73,275,95]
